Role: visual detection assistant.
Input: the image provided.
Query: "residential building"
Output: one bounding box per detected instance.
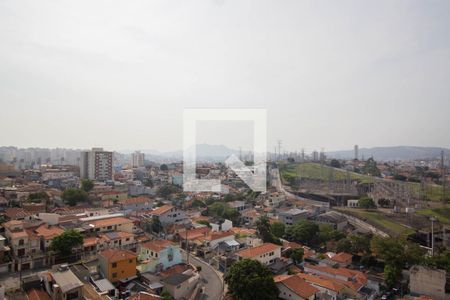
[265,192,286,208]
[237,243,282,265]
[274,274,319,300]
[98,249,137,283]
[33,224,64,251]
[132,151,145,168]
[162,272,200,300]
[279,209,309,226]
[410,265,447,300]
[83,216,134,234]
[40,265,84,300]
[150,205,189,226]
[315,211,348,230]
[138,239,182,273]
[330,252,353,268]
[119,196,153,212]
[80,148,113,181]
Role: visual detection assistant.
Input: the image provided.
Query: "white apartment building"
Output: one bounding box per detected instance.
[132,151,145,168]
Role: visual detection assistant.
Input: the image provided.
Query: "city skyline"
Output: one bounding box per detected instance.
[1,1,450,152]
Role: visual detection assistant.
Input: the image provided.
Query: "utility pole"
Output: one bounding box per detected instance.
[442,150,446,203]
[430,216,436,256]
[277,140,282,161]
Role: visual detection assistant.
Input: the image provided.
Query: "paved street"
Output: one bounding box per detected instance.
[182,251,224,300]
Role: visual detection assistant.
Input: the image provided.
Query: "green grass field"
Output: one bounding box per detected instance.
[416,206,450,224]
[336,208,415,237]
[280,162,446,201]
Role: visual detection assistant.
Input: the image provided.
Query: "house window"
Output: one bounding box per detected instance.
[112,262,117,268]
[112,273,117,278]
[19,239,24,246]
[129,259,133,263]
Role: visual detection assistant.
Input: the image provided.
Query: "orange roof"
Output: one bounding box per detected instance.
[296,273,345,293]
[89,217,132,228]
[5,207,31,219]
[34,224,64,240]
[99,249,137,263]
[129,292,161,300]
[27,288,51,300]
[141,239,173,253]
[9,230,28,239]
[231,227,256,236]
[202,230,235,242]
[275,275,319,299]
[120,196,151,205]
[83,236,99,247]
[178,227,210,240]
[331,252,353,263]
[100,231,134,241]
[304,263,367,291]
[151,204,174,216]
[237,243,281,259]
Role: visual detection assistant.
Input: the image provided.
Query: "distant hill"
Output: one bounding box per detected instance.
[327,146,450,161]
[144,144,240,162]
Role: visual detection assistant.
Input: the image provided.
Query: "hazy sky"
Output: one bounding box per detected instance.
[1,0,450,153]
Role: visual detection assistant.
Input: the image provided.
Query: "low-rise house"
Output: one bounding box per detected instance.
[150,205,189,227]
[303,263,367,293]
[279,209,309,226]
[237,243,282,266]
[98,249,137,283]
[241,209,260,225]
[138,239,182,273]
[274,274,319,300]
[84,216,134,233]
[119,196,153,212]
[264,192,286,208]
[315,211,347,230]
[330,252,353,268]
[33,224,64,251]
[162,272,200,300]
[98,231,137,251]
[296,273,347,300]
[228,201,248,212]
[5,207,33,220]
[410,265,447,300]
[40,265,84,300]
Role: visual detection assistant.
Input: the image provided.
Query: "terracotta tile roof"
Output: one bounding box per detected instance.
[304,263,367,291]
[151,204,174,216]
[5,207,31,219]
[141,239,173,253]
[331,252,353,263]
[9,230,28,239]
[4,220,23,228]
[99,249,137,263]
[231,227,256,236]
[296,273,345,293]
[275,275,319,299]
[129,292,161,300]
[119,196,151,205]
[83,236,99,247]
[201,230,235,242]
[34,224,64,240]
[178,227,210,240]
[237,243,281,259]
[27,288,51,300]
[89,217,132,228]
[100,231,134,241]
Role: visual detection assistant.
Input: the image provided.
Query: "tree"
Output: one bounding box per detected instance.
[358,197,376,209]
[80,179,94,192]
[161,289,173,300]
[289,248,304,264]
[384,263,402,289]
[271,221,285,239]
[160,164,168,171]
[51,229,83,257]
[285,220,320,247]
[336,238,352,253]
[225,259,279,300]
[196,220,211,228]
[255,216,281,245]
[62,188,88,206]
[363,157,381,177]
[28,191,49,203]
[157,184,180,198]
[378,198,391,207]
[330,159,341,168]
